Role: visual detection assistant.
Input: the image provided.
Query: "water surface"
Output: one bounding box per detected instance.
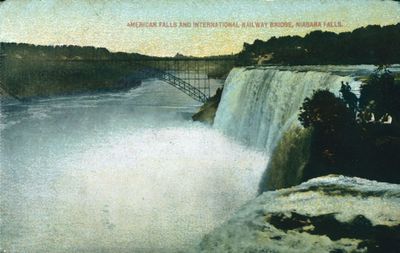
[0,79,268,252]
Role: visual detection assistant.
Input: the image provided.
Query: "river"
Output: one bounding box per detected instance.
[0,79,268,253]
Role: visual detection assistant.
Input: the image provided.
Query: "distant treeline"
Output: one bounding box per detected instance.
[0,42,236,61]
[236,23,400,65]
[0,42,234,99]
[0,42,152,61]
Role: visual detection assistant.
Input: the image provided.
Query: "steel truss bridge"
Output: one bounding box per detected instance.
[131,58,235,103]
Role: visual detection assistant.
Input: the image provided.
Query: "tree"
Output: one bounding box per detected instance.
[359,68,400,124]
[299,90,360,178]
[299,72,400,183]
[299,90,355,132]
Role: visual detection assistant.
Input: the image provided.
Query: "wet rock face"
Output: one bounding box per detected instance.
[195,175,400,253]
[192,87,223,124]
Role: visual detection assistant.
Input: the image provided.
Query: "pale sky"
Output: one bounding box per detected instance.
[1,0,399,56]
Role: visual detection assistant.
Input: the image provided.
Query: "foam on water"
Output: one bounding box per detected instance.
[0,80,267,252]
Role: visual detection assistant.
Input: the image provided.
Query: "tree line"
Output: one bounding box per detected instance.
[236,23,400,66]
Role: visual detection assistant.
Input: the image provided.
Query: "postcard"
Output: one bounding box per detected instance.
[1,1,399,252]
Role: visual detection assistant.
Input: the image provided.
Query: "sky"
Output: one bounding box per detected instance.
[0,0,399,56]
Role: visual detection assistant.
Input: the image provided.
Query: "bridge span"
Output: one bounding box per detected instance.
[131,57,235,102]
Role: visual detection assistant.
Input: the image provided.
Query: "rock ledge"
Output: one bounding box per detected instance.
[195,175,400,253]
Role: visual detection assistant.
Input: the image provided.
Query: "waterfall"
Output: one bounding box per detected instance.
[214,66,361,155]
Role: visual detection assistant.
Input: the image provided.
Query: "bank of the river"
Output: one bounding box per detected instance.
[0,58,143,99]
[195,175,400,253]
[0,86,11,98]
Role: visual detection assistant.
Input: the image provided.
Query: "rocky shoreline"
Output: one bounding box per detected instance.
[195,175,400,253]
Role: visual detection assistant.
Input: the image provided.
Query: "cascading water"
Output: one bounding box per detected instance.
[214,66,362,155]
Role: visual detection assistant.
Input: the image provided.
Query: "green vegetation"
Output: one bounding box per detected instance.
[2,58,143,98]
[299,67,400,183]
[0,42,235,99]
[0,43,146,98]
[236,23,400,66]
[359,67,400,124]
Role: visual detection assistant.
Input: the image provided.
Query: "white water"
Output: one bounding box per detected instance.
[214,66,363,154]
[0,80,268,252]
[2,65,393,252]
